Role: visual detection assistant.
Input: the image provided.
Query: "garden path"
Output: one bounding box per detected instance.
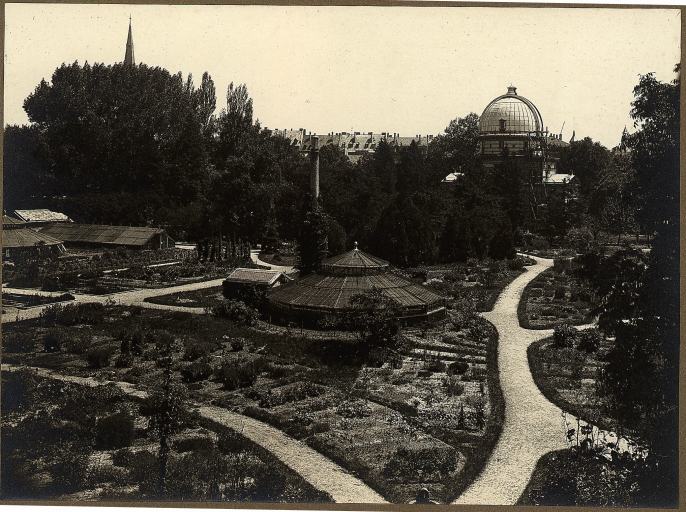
[454,256,629,505]
[250,249,295,273]
[1,363,386,504]
[1,278,225,324]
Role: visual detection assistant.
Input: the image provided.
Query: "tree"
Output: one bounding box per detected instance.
[139,332,193,496]
[21,62,209,230]
[348,288,401,350]
[594,66,679,506]
[428,113,480,178]
[296,201,329,275]
[558,137,611,201]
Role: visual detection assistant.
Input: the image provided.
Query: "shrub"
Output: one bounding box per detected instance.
[383,446,458,481]
[43,330,64,352]
[210,299,259,326]
[173,435,215,453]
[576,328,603,353]
[111,448,136,467]
[447,360,470,375]
[181,358,213,383]
[553,324,579,349]
[422,356,446,373]
[258,381,326,408]
[85,346,114,368]
[64,332,91,354]
[554,286,567,300]
[336,399,371,419]
[114,351,134,368]
[94,411,135,450]
[183,341,215,361]
[507,257,525,271]
[230,338,245,352]
[215,359,261,390]
[444,375,465,396]
[529,235,550,251]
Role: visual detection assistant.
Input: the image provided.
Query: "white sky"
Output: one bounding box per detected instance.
[4,4,681,147]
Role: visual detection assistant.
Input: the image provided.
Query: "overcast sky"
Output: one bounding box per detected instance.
[4,4,680,147]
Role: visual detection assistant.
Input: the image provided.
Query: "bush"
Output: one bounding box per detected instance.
[507,257,525,271]
[111,448,136,467]
[576,328,602,353]
[85,346,114,368]
[553,324,579,349]
[181,358,213,383]
[94,411,135,450]
[43,330,64,352]
[183,341,215,361]
[447,360,470,375]
[173,435,215,453]
[444,375,465,396]
[230,338,245,352]
[211,299,259,326]
[554,286,567,300]
[215,359,262,390]
[64,333,91,354]
[114,351,134,368]
[422,356,446,373]
[383,446,458,481]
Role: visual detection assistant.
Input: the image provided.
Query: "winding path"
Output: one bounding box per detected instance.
[454,255,626,505]
[1,364,386,504]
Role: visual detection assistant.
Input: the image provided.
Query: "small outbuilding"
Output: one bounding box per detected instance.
[223,268,289,304]
[267,244,446,326]
[38,223,175,250]
[2,215,66,262]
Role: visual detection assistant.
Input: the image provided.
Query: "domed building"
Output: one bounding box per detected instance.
[478,86,572,226]
[267,243,446,327]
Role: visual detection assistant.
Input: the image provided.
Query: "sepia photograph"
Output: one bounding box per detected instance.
[1,2,681,508]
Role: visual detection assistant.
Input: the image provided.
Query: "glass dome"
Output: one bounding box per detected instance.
[479,86,543,134]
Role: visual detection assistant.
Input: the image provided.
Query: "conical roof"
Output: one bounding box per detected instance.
[320,242,389,274]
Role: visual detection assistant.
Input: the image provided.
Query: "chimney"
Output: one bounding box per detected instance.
[310,135,320,204]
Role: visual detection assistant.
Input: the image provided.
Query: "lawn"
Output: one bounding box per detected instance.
[518,267,595,329]
[1,369,330,502]
[3,301,504,504]
[527,335,618,433]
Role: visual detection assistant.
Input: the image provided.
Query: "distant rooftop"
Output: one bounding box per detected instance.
[40,223,166,247]
[14,209,72,224]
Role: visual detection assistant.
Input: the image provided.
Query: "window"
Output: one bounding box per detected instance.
[499,119,507,132]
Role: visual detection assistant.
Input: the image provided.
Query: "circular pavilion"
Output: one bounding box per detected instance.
[267,244,446,327]
[2,215,65,263]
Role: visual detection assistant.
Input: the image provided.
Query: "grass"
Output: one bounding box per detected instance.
[1,370,330,502]
[144,287,225,308]
[3,302,505,504]
[518,268,595,329]
[527,336,618,434]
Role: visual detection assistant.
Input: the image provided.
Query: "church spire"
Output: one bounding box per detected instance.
[124,16,135,66]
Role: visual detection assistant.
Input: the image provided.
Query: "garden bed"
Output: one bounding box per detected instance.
[518,268,595,329]
[527,336,618,434]
[144,287,225,309]
[419,256,532,313]
[3,302,504,504]
[1,370,330,502]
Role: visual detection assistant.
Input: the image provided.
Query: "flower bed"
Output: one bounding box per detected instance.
[518,268,595,329]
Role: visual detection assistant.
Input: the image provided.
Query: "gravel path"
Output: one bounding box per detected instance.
[250,249,295,273]
[1,363,386,504]
[454,256,635,505]
[454,256,566,505]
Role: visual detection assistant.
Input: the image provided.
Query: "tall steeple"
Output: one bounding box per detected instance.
[124,16,135,66]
